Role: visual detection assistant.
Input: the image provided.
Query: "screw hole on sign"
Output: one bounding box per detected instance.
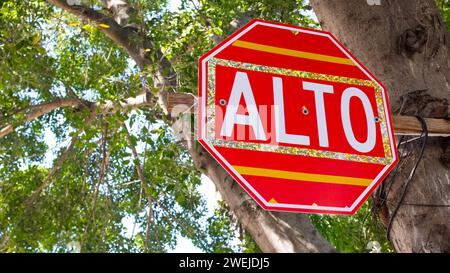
[302,106,309,115]
[374,117,380,123]
[219,99,227,106]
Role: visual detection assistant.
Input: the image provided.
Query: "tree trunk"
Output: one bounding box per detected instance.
[311,0,450,252]
[46,0,336,253]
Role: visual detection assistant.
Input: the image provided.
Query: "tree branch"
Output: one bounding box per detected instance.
[47,0,145,67]
[0,98,82,138]
[47,0,177,92]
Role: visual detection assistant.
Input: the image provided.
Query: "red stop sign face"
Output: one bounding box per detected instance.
[197,19,398,215]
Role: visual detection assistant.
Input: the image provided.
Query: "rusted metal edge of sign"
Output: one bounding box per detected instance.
[163,92,450,137]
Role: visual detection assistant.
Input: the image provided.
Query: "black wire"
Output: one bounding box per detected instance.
[386,115,428,241]
[380,136,413,208]
[365,136,406,239]
[362,136,409,239]
[376,135,406,209]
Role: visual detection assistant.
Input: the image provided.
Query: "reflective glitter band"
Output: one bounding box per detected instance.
[204,57,393,165]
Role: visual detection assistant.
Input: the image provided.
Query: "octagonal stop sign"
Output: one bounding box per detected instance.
[197,19,398,215]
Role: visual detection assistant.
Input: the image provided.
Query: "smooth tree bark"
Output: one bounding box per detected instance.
[311,0,450,252]
[44,0,335,253]
[0,98,82,138]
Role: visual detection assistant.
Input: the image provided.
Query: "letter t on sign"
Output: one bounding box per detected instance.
[302,82,334,148]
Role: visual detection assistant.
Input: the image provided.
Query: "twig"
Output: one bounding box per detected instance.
[122,123,156,251]
[80,124,110,251]
[24,111,95,209]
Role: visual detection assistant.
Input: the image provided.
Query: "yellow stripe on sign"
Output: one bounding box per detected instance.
[232,40,356,66]
[233,166,371,187]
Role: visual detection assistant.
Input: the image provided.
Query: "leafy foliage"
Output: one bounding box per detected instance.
[310,199,393,253]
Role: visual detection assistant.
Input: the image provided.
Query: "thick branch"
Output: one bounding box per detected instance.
[0,92,152,138]
[393,115,450,136]
[0,98,81,138]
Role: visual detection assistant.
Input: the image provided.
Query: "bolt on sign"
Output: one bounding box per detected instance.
[197,19,398,214]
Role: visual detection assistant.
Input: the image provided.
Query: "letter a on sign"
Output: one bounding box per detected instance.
[198,19,398,215]
[220,72,267,141]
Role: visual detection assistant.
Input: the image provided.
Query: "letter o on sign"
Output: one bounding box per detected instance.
[341,87,377,153]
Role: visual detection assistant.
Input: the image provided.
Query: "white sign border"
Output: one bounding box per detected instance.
[199,20,397,214]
